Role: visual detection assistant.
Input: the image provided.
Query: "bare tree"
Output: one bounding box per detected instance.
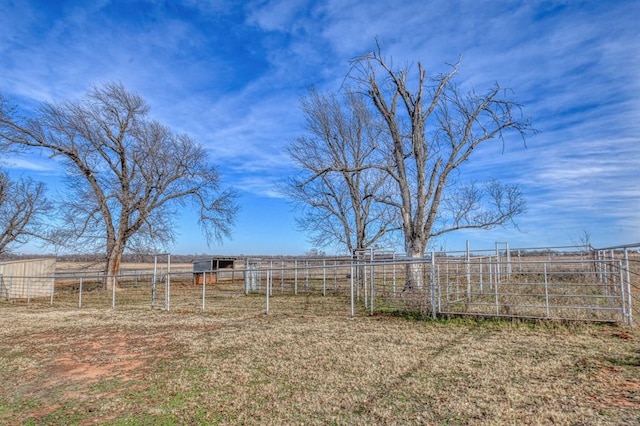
[351,47,533,286]
[0,83,237,284]
[571,229,592,251]
[0,170,51,255]
[284,89,398,254]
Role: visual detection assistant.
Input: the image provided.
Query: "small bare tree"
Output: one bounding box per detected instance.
[284,89,398,254]
[351,47,533,287]
[0,170,51,255]
[571,229,592,252]
[0,83,237,284]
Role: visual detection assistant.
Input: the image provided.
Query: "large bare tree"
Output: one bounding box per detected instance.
[284,89,397,254]
[0,83,237,283]
[351,48,532,286]
[0,170,50,255]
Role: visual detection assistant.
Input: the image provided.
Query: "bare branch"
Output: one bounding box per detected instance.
[0,171,51,255]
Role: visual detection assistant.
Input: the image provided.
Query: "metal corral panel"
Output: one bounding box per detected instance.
[0,258,56,299]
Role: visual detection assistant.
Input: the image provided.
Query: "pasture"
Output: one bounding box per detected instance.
[1,294,638,425]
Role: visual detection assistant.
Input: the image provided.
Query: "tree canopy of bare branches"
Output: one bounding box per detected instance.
[1,128,51,255]
[349,48,533,285]
[0,83,237,282]
[0,170,51,255]
[284,89,398,254]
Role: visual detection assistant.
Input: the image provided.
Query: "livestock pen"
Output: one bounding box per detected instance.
[1,243,637,325]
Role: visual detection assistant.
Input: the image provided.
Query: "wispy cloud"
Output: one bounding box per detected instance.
[2,156,58,173]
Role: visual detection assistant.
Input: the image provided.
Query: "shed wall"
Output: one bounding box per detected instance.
[0,258,56,299]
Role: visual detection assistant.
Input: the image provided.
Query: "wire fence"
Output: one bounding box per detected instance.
[1,244,638,325]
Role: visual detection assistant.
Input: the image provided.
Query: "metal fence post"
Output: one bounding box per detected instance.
[265,268,270,315]
[623,249,633,326]
[370,251,375,316]
[466,241,471,302]
[495,242,500,283]
[322,259,326,296]
[494,274,500,316]
[165,273,170,312]
[617,260,627,324]
[202,272,206,312]
[479,259,484,294]
[543,263,550,318]
[50,275,55,306]
[152,257,157,308]
[167,255,171,311]
[437,264,442,313]
[350,260,355,319]
[79,277,83,308]
[269,261,274,297]
[599,251,605,285]
[363,256,368,309]
[392,253,397,297]
[244,258,250,295]
[294,260,298,295]
[431,251,436,319]
[626,275,633,327]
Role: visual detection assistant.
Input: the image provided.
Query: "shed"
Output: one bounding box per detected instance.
[0,258,56,300]
[193,257,236,285]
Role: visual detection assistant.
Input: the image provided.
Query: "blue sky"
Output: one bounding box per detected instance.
[1,0,638,256]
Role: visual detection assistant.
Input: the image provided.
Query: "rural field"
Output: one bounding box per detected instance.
[0,293,638,425]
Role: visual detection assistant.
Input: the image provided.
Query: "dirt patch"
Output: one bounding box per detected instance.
[590,365,640,409]
[30,331,168,387]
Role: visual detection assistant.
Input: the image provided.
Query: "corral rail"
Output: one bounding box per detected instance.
[1,244,637,325]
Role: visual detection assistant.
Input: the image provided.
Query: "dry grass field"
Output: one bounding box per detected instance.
[0,294,638,425]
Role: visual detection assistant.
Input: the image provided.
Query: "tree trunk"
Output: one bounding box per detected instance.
[405,237,426,289]
[105,241,123,290]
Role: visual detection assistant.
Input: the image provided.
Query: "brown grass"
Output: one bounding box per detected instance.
[0,295,638,425]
